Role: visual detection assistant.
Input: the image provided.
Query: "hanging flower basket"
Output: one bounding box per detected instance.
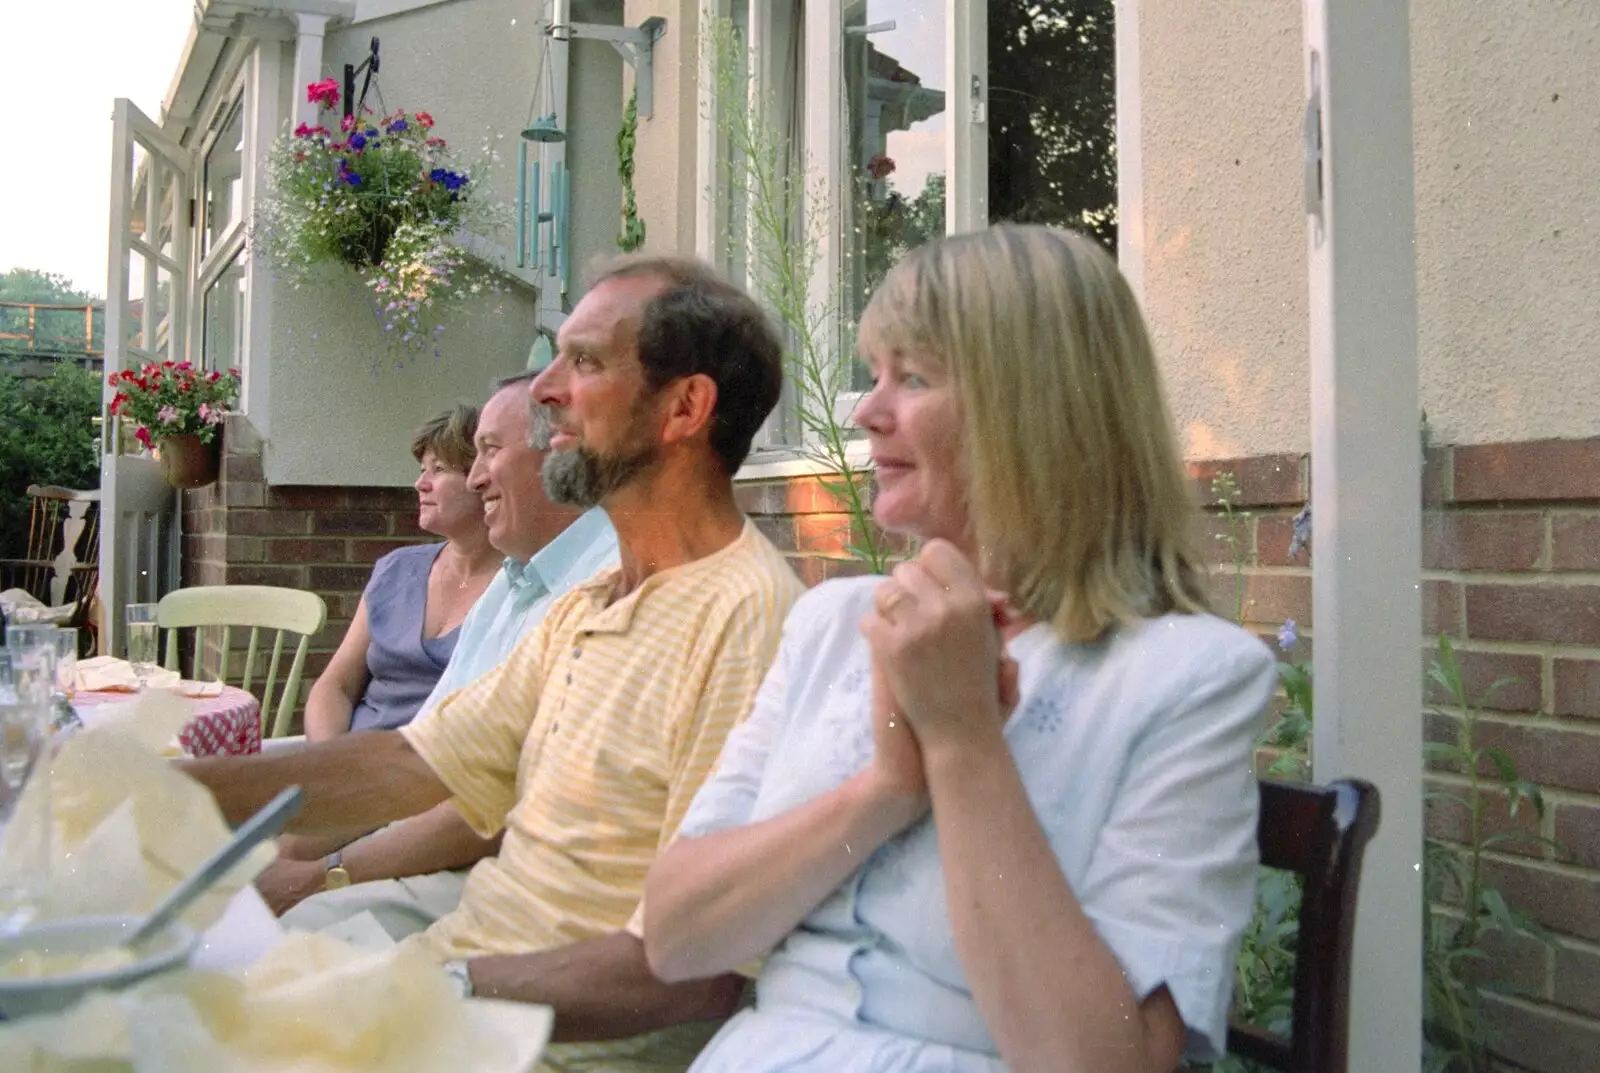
[107,362,240,489]
[254,79,507,354]
[155,433,222,489]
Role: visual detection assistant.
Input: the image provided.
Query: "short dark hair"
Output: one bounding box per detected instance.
[589,255,784,474]
[410,404,479,471]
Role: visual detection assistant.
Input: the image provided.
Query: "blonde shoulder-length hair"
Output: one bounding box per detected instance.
[858,224,1211,642]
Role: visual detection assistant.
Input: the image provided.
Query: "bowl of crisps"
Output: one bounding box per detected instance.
[0,914,198,1018]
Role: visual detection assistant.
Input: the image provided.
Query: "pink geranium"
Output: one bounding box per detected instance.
[158,405,180,425]
[307,78,340,108]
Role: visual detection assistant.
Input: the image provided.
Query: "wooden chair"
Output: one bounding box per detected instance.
[1226,778,1382,1073]
[156,585,327,740]
[0,485,100,652]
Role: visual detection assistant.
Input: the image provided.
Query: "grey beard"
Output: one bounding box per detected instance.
[528,404,554,450]
[542,443,655,508]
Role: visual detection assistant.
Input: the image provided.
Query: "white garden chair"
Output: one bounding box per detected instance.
[156,585,327,739]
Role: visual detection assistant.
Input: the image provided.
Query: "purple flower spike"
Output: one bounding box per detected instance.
[1278,619,1299,652]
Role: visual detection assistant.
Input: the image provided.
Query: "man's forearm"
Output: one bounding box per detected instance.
[179,731,451,834]
[468,932,744,1042]
[341,800,501,884]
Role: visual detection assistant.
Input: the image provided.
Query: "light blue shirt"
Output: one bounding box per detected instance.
[415,508,618,716]
[677,578,1277,1072]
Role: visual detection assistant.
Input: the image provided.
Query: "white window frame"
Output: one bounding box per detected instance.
[177,38,282,426]
[706,0,995,474]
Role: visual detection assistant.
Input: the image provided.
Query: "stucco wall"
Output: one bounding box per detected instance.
[624,0,699,252]
[262,0,625,486]
[1136,1,1308,461]
[1140,0,1600,459]
[1411,0,1600,448]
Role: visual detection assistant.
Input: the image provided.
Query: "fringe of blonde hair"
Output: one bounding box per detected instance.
[858,224,1211,642]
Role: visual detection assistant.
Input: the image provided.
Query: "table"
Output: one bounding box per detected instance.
[71,683,262,756]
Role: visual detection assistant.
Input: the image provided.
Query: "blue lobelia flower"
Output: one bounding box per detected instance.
[1278,619,1299,652]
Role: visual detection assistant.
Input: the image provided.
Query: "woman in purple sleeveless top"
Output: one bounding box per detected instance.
[302,406,501,740]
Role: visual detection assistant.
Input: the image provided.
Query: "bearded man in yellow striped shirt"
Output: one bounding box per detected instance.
[185,255,807,1072]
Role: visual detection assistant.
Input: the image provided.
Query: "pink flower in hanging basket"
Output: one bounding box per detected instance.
[307,78,341,108]
[158,405,180,425]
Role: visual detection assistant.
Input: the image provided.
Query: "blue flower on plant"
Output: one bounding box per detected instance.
[349,132,368,151]
[1278,619,1299,652]
[428,168,469,192]
[386,118,408,134]
[1288,504,1312,559]
[336,160,361,186]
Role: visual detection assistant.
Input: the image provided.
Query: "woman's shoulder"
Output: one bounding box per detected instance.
[1039,611,1275,700]
[783,575,882,633]
[366,542,444,598]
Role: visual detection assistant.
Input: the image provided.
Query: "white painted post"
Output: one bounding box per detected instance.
[242,42,282,436]
[947,0,987,233]
[1302,1,1422,1069]
[291,13,330,129]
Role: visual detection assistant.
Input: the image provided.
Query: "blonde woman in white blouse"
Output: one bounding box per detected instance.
[643,225,1277,1073]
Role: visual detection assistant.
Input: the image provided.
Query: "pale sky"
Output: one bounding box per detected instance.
[1,0,195,298]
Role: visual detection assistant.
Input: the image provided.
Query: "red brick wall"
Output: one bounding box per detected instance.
[734,436,1600,1071]
[179,418,433,725]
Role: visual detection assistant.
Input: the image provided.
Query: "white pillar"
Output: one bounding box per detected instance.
[1303,1,1422,1069]
[291,13,330,129]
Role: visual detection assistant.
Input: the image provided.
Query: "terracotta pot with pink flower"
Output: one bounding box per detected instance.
[107,362,241,489]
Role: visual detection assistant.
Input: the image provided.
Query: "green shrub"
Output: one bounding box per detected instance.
[0,365,102,559]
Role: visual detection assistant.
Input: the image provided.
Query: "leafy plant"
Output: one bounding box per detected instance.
[254,81,507,354]
[615,89,646,253]
[1422,635,1562,1073]
[1210,473,1251,624]
[703,15,892,571]
[0,365,101,559]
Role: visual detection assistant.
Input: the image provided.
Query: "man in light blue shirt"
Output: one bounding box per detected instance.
[417,491,617,714]
[260,371,618,929]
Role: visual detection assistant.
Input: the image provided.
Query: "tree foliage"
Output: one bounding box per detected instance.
[989,0,1118,251]
[0,268,104,353]
[0,365,102,560]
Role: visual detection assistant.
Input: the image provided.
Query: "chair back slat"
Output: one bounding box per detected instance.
[154,586,328,739]
[1225,778,1380,1073]
[259,630,288,722]
[240,626,262,693]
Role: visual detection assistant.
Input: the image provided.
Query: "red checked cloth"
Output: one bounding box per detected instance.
[72,685,263,757]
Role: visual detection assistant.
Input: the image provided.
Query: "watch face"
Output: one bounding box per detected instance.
[325,866,352,891]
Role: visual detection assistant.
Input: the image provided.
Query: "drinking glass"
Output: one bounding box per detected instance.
[125,603,161,686]
[0,645,53,931]
[51,628,81,732]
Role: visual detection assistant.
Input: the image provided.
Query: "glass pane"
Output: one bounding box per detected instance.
[841,0,948,387]
[988,0,1116,251]
[203,100,245,256]
[128,139,150,245]
[203,255,245,372]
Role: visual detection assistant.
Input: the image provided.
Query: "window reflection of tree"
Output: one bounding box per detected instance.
[989,0,1117,252]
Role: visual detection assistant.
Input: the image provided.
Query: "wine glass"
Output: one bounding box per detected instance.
[124,603,161,688]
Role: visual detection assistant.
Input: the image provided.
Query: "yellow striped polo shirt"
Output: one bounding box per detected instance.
[400,520,803,1073]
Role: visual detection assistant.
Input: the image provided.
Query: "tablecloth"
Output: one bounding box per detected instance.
[71,684,262,757]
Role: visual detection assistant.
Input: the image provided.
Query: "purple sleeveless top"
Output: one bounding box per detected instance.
[348,543,459,732]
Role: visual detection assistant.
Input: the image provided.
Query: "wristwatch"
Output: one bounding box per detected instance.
[442,958,474,998]
[323,850,351,891]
